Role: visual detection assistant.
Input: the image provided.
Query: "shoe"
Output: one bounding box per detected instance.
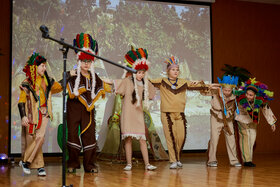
[231,163,242,167]
[87,167,98,173]
[67,168,76,173]
[123,164,132,171]
[19,161,31,174]
[170,162,177,169]
[243,162,256,167]
[37,168,46,176]
[145,164,157,171]
[207,161,218,167]
[177,161,183,168]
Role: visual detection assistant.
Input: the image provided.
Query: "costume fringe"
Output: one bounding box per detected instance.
[90,62,96,99]
[121,69,128,79]
[166,112,178,161]
[143,73,149,109]
[74,60,81,96]
[179,113,187,156]
[133,74,141,107]
[121,133,146,140]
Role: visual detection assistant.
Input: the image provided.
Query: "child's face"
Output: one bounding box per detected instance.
[222,87,232,97]
[37,63,47,76]
[136,70,146,81]
[246,90,255,102]
[167,67,179,79]
[80,59,92,72]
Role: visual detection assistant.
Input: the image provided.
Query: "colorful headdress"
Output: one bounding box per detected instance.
[123,46,150,108]
[73,33,98,99]
[164,56,179,69]
[124,46,149,71]
[235,78,274,123]
[23,52,47,89]
[73,33,98,61]
[218,75,239,89]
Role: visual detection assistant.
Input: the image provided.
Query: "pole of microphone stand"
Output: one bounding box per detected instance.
[60,41,73,187]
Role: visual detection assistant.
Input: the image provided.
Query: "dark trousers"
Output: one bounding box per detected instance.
[67,98,97,171]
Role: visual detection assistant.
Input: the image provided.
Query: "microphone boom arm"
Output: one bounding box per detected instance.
[39,25,136,73]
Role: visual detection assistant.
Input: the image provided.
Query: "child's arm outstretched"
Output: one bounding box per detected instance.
[261,104,277,132]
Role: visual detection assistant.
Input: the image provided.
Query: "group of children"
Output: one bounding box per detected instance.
[17,33,277,176]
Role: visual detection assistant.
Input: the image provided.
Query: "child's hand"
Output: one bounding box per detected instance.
[103,78,113,85]
[209,83,220,89]
[271,124,276,132]
[70,70,77,76]
[21,116,29,127]
[191,80,201,85]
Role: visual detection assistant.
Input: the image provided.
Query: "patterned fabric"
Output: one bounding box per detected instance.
[235,78,274,123]
[164,56,179,69]
[124,46,149,71]
[73,33,98,60]
[67,73,105,112]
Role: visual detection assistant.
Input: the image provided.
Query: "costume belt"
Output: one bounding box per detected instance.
[210,109,234,123]
[28,103,47,134]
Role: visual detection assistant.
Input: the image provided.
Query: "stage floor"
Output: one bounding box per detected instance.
[1,153,280,187]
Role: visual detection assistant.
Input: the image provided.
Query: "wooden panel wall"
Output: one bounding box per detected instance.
[212,0,280,154]
[0,0,11,155]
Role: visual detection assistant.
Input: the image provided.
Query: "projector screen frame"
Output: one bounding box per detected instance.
[8,0,214,157]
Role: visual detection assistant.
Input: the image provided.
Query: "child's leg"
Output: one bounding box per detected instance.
[208,115,223,164]
[23,116,48,169]
[67,99,82,169]
[139,138,149,165]
[248,123,257,161]
[81,110,98,172]
[223,121,239,165]
[161,112,177,163]
[174,113,187,162]
[237,122,251,162]
[124,137,132,164]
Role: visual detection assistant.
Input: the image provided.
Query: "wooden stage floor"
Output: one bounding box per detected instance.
[1,153,280,187]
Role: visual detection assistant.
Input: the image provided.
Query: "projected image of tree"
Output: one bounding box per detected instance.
[11,0,211,154]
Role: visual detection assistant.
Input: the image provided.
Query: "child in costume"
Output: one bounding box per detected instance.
[112,47,157,171]
[98,94,169,161]
[66,33,111,173]
[18,53,62,176]
[200,75,242,167]
[149,56,207,169]
[235,78,277,167]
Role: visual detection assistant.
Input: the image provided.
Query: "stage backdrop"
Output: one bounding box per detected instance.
[11,0,212,154]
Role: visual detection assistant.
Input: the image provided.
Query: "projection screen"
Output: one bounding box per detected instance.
[11,0,212,154]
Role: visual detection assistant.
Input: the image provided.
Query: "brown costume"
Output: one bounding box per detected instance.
[66,72,111,171]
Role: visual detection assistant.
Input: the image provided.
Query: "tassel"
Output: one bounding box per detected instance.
[235,98,240,115]
[133,73,141,107]
[90,62,96,99]
[220,86,227,116]
[73,61,81,96]
[143,73,149,109]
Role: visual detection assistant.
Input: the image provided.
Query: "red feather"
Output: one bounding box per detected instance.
[78,50,95,61]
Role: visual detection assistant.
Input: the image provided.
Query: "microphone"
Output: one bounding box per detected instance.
[39,25,49,38]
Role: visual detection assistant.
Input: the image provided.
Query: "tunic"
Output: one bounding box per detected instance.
[114,77,155,140]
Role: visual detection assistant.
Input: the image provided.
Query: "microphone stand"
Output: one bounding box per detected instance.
[39,25,135,187]
[60,41,71,187]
